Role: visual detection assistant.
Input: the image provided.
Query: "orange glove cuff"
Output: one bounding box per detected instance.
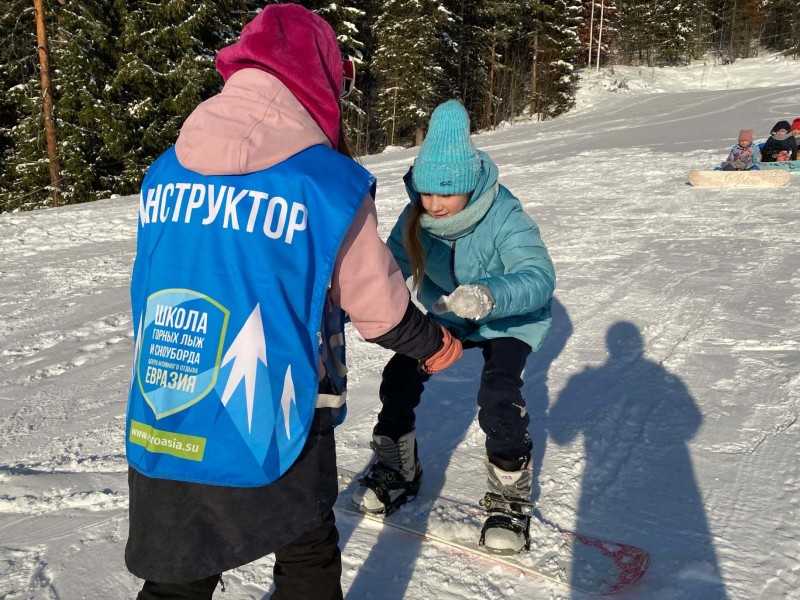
[422,327,463,374]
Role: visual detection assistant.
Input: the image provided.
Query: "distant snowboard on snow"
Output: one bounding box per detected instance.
[688,169,792,188]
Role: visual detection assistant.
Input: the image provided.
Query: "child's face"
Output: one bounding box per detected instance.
[793,129,800,138]
[739,140,751,148]
[420,193,469,218]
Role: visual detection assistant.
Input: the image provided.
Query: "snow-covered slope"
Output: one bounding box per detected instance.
[575,53,800,112]
[1,76,799,599]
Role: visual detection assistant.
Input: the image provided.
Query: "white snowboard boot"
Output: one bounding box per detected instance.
[352,430,422,515]
[479,459,533,554]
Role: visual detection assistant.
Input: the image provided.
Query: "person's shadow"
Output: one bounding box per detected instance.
[549,321,728,599]
[339,298,572,599]
[523,298,573,504]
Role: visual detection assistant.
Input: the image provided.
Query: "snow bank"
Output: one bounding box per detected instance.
[380,144,409,154]
[575,53,800,112]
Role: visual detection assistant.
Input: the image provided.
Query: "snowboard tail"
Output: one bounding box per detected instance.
[336,467,648,596]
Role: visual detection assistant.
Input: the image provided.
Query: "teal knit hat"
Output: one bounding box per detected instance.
[412,100,481,195]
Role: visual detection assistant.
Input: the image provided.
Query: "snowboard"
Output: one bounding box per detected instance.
[688,169,792,188]
[336,467,649,596]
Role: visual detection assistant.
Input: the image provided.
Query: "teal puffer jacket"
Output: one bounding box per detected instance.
[387,156,555,351]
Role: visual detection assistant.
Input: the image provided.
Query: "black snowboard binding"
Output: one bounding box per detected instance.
[352,431,422,516]
[478,458,534,554]
[479,492,532,553]
[357,464,421,516]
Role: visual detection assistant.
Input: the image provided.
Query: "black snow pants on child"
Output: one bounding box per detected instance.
[375,337,532,471]
[136,510,343,600]
[130,409,344,600]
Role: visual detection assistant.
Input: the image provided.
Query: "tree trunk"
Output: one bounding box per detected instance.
[729,0,738,61]
[596,0,605,70]
[587,0,595,66]
[33,0,62,207]
[415,126,425,146]
[485,31,496,129]
[530,30,539,119]
[509,50,516,124]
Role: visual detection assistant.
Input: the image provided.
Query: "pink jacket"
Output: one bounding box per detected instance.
[175,68,409,339]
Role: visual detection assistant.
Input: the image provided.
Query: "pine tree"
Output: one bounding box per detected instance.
[0,1,36,208]
[654,1,697,65]
[615,0,699,65]
[1,0,54,211]
[617,0,659,66]
[307,1,366,59]
[351,0,385,155]
[104,0,257,192]
[533,0,582,119]
[48,0,124,204]
[731,0,766,59]
[310,0,370,151]
[0,2,34,168]
[437,0,488,127]
[332,0,383,155]
[372,0,449,146]
[762,0,800,57]
[478,1,526,128]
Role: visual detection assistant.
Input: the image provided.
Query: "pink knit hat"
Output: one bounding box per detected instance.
[738,129,753,144]
[216,4,343,146]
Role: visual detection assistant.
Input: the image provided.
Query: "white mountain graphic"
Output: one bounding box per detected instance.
[281,365,296,439]
[130,313,143,393]
[220,304,267,432]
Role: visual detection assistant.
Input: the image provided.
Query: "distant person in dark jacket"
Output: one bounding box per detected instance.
[760,121,798,162]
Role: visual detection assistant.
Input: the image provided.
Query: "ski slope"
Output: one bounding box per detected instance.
[1,64,799,599]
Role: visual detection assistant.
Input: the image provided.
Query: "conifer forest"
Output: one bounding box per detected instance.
[1,0,798,211]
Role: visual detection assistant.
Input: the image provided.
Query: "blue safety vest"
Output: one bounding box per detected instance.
[126,145,374,487]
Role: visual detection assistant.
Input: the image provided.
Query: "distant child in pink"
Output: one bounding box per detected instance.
[720,129,754,171]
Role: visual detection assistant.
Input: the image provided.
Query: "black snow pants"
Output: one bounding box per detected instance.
[136,509,343,600]
[375,337,532,470]
[129,408,344,600]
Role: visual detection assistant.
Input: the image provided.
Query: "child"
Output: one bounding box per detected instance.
[720,129,755,171]
[792,118,800,142]
[125,6,462,600]
[353,100,556,553]
[761,120,798,162]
